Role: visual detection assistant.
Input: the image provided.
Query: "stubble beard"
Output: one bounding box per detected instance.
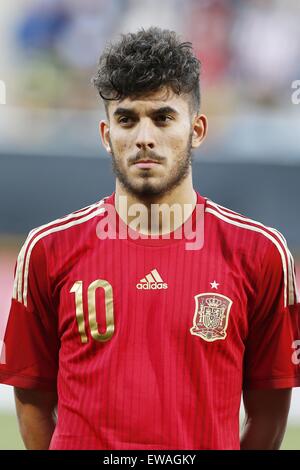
[110,132,193,199]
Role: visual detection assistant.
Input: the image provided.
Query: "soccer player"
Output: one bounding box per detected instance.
[0,27,299,450]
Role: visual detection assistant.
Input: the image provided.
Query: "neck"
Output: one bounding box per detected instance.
[114,175,197,236]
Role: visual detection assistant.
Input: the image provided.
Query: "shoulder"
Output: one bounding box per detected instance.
[26,197,107,249]
[205,198,298,307]
[205,197,288,251]
[12,197,108,306]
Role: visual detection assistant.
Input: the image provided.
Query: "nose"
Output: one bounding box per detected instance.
[135,119,155,150]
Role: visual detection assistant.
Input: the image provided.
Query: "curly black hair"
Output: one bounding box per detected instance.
[92,27,201,113]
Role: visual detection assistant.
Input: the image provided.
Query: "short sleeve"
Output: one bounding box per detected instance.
[0,232,59,390]
[243,240,300,390]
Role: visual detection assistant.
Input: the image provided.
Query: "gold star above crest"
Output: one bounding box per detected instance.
[210,280,219,289]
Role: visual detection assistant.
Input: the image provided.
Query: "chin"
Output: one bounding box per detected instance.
[131,183,168,198]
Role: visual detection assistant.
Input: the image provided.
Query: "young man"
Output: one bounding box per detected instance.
[0,27,299,450]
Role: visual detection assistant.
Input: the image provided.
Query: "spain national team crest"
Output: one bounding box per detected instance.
[190,293,232,342]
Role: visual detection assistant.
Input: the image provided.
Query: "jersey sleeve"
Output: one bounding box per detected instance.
[0,232,59,390]
[243,239,300,390]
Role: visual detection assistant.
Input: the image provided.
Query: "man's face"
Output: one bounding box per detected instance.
[103,88,196,198]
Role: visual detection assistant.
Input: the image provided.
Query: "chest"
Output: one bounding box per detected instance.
[52,240,254,350]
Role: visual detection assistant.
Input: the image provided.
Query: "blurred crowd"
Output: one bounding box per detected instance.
[9,0,300,113]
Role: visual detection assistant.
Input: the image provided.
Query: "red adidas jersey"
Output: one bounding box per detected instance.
[0,192,299,450]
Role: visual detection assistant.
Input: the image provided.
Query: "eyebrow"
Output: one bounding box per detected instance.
[113,106,179,118]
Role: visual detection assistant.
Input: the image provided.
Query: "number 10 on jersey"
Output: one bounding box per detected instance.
[70,280,115,343]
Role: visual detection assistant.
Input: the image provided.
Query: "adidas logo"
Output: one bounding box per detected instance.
[136,269,168,290]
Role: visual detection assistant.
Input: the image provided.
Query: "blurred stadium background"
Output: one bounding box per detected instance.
[0,0,300,449]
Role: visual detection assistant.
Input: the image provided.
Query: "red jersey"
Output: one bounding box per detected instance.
[0,192,299,450]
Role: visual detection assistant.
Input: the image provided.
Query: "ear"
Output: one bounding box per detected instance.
[99,120,112,154]
[191,114,208,149]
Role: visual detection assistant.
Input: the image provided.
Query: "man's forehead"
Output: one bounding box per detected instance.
[107,88,189,115]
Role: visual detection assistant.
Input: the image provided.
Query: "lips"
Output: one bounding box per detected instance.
[134,160,161,169]
[134,159,160,164]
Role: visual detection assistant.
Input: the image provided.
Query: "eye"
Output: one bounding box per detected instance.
[118,116,132,124]
[155,114,173,123]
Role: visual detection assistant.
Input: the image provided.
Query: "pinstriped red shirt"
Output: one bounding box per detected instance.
[0,191,299,449]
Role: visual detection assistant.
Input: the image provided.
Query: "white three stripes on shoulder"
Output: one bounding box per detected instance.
[207,200,299,305]
[14,200,101,301]
[207,200,295,290]
[206,200,299,307]
[13,199,106,307]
